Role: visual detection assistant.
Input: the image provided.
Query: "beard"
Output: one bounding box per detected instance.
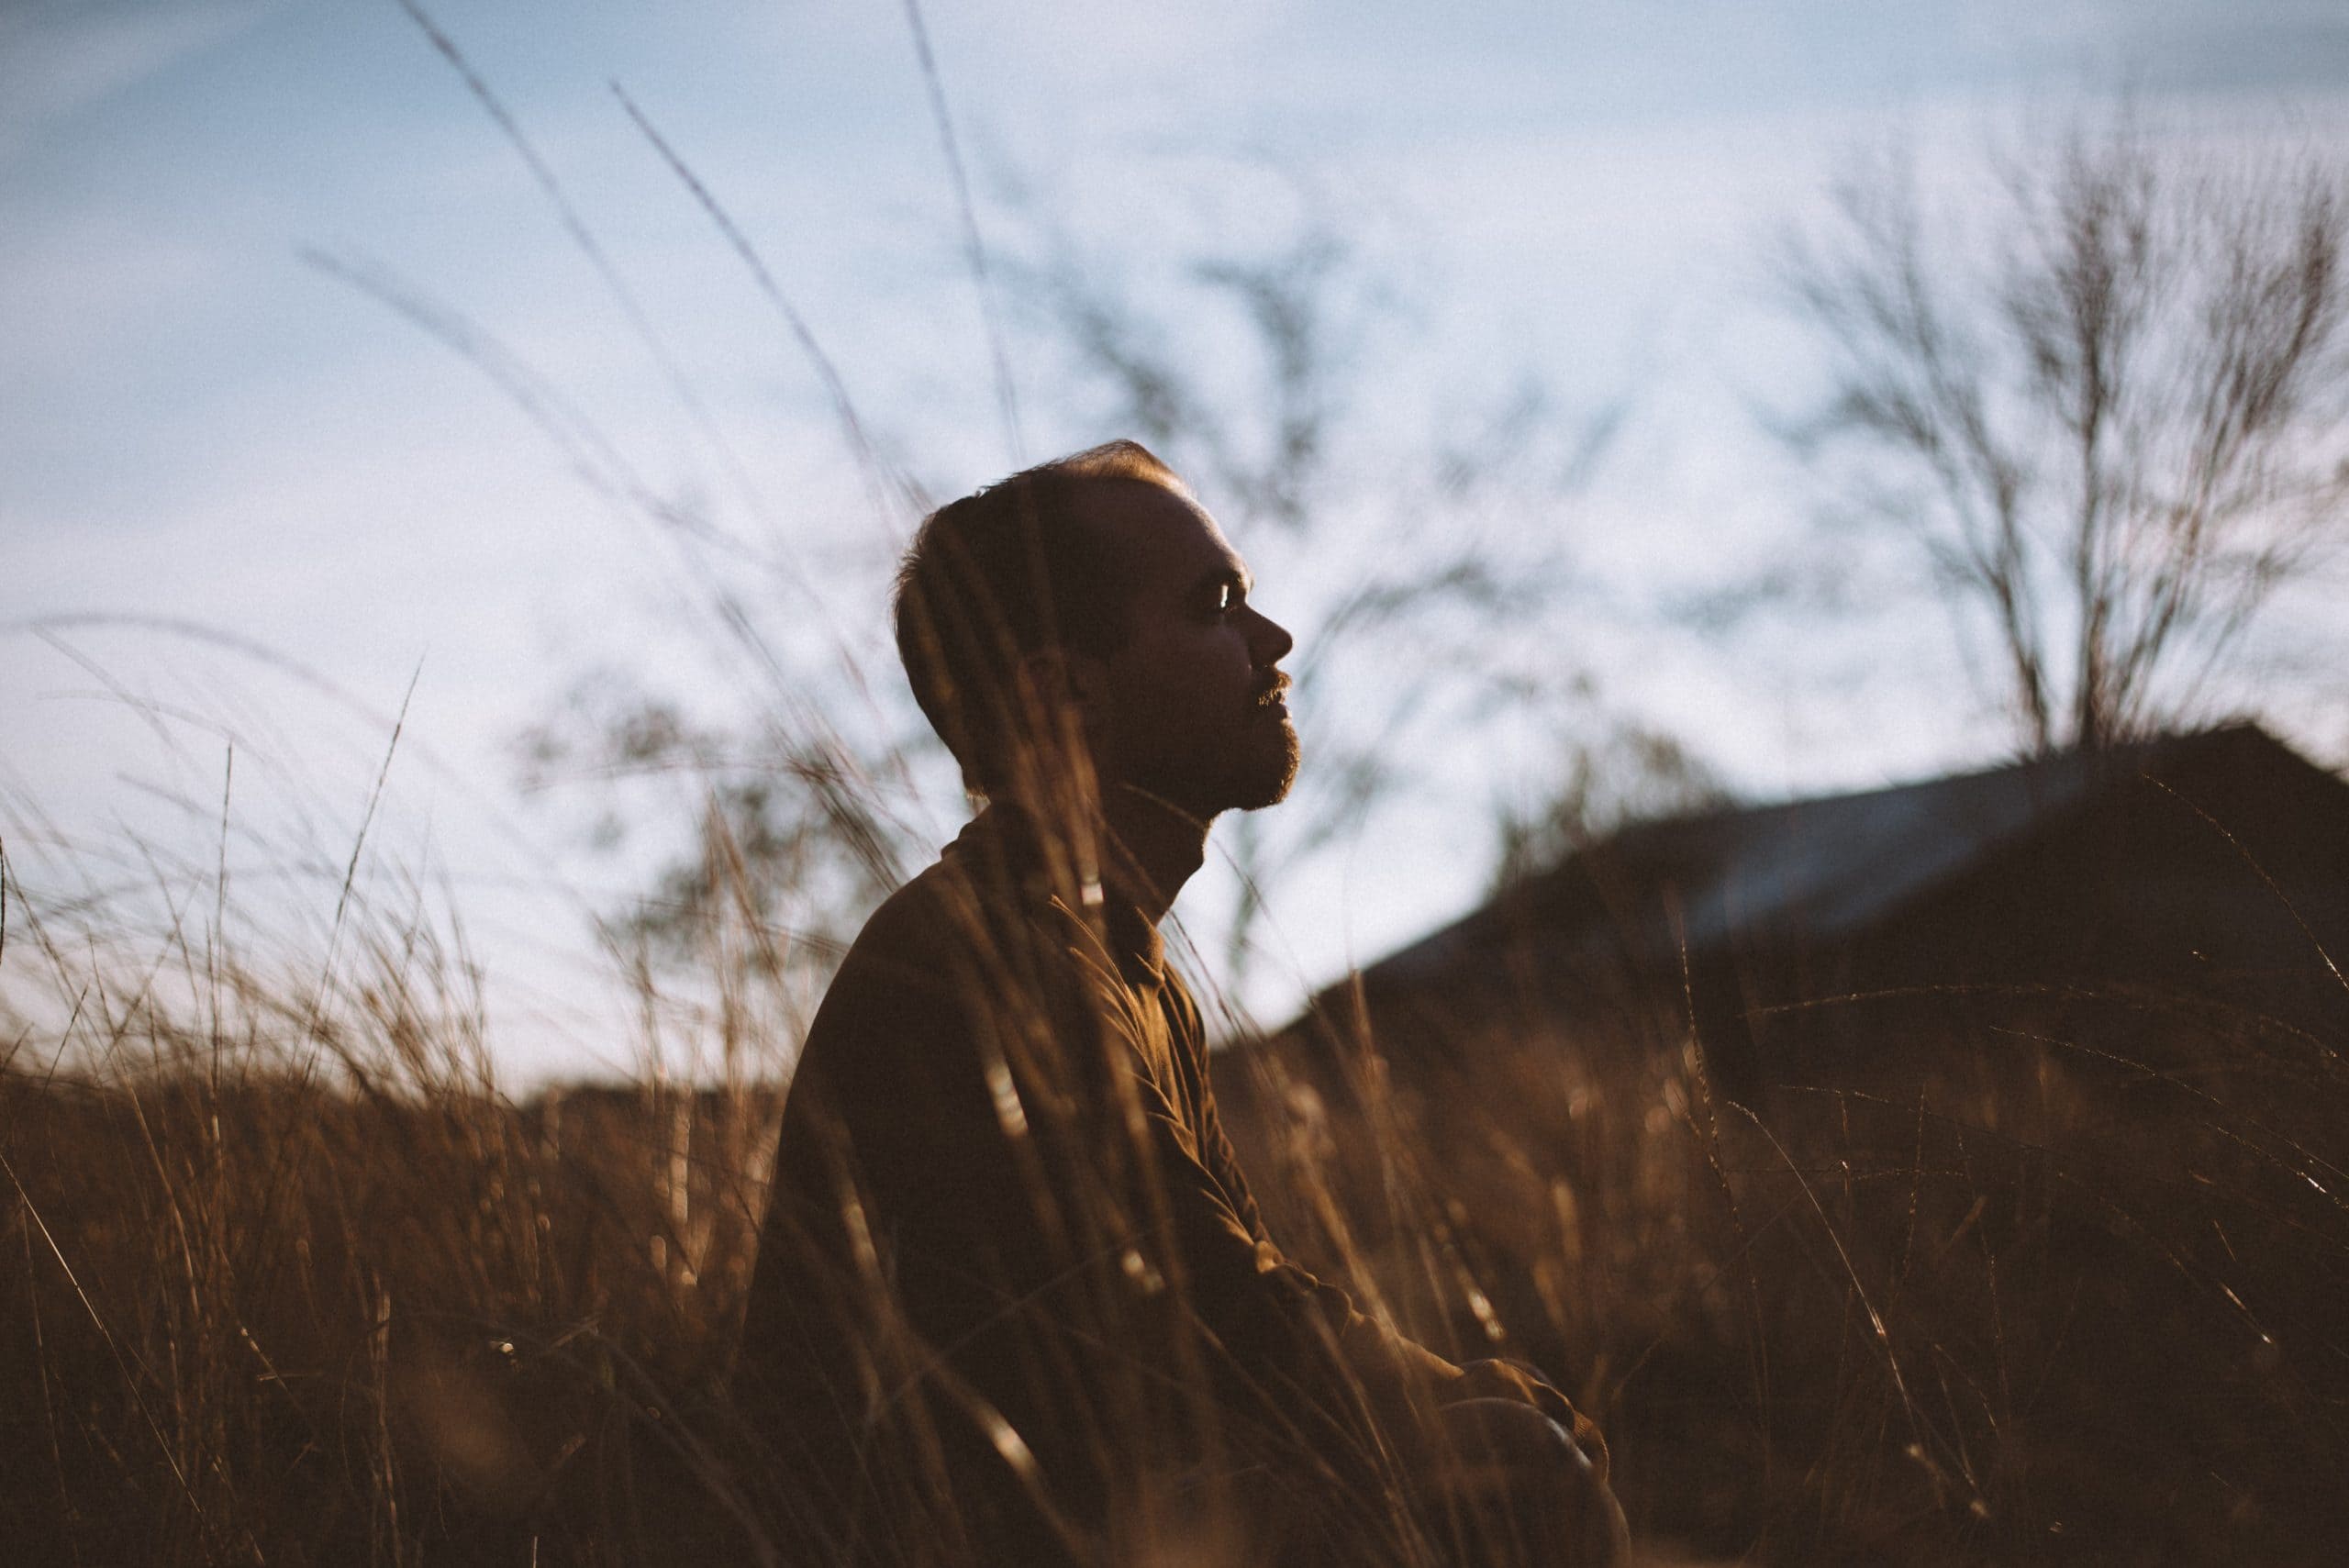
[1229,709,1301,811]
[1111,698,1300,821]
[1124,711,1299,819]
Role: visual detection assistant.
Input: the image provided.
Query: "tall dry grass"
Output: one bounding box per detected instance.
[1228,974,2349,1565]
[6,788,2348,1565]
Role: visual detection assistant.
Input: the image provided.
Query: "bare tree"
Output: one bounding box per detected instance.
[1781,112,2349,753]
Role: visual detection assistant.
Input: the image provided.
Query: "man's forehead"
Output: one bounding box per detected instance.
[1074,477,1243,584]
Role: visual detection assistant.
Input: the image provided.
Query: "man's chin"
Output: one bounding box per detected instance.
[1233,779,1295,812]
[1138,725,1299,817]
[1232,728,1301,812]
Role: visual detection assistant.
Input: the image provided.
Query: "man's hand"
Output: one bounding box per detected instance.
[1446,1359,1597,1461]
[1431,1395,1631,1566]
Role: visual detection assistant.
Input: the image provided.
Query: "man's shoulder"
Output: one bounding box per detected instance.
[853,808,1129,964]
[839,855,964,968]
[789,830,1097,1117]
[836,838,1042,976]
[811,829,1058,1023]
[785,861,979,1117]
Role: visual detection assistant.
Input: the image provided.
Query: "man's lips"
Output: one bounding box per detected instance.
[1254,674,1292,718]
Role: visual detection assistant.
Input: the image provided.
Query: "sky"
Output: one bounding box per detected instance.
[6,0,2347,1078]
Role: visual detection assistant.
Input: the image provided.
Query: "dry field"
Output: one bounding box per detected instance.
[5,882,2346,1565]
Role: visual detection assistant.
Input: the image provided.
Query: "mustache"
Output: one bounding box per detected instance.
[1253,673,1292,706]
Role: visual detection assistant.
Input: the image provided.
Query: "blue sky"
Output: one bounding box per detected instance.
[6,1,2346,1075]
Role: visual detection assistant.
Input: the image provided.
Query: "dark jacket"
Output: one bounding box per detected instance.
[734,806,1599,1564]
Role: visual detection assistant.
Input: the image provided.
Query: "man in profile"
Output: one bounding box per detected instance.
[735,441,1625,1565]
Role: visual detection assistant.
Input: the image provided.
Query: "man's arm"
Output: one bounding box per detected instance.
[1175,1004,1610,1476]
[1103,1060,1457,1454]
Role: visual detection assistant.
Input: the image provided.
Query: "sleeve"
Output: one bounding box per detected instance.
[1192,1044,1271,1246]
[1140,976,1609,1478]
[1106,1059,1471,1458]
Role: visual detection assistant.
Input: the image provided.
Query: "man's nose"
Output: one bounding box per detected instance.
[1249,608,1294,666]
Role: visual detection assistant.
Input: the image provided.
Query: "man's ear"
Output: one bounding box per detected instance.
[1015,646,1108,721]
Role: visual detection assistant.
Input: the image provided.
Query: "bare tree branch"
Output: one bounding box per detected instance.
[1779,111,2349,752]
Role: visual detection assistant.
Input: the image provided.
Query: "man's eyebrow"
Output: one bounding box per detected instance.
[1197,563,1253,597]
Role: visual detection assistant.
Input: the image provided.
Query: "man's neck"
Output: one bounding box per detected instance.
[1099,784,1212,928]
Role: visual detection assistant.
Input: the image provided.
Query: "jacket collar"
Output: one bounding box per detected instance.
[948,804,1167,989]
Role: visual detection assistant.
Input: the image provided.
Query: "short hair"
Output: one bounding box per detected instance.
[895,439,1191,792]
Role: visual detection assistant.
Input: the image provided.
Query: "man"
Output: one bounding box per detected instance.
[735,442,1625,1565]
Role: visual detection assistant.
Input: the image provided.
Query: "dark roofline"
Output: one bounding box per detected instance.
[1337,721,2329,1003]
[1563,722,2280,870]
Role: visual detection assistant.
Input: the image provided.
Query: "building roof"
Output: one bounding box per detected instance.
[1353,723,2334,1002]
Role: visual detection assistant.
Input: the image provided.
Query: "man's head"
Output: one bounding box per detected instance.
[895,440,1297,817]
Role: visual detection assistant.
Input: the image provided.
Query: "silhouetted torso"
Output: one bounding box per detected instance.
[734,806,1590,1564]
